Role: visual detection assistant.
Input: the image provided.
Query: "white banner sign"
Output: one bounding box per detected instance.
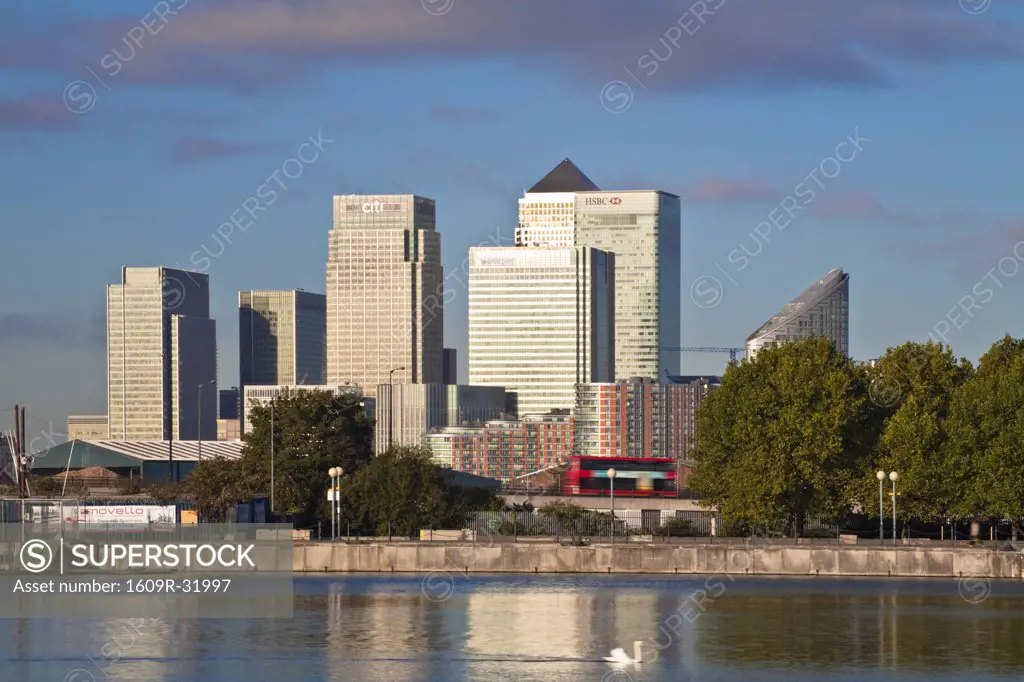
[26,504,176,525]
[76,505,176,524]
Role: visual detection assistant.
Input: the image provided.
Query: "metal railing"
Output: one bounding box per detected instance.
[463,510,841,541]
[467,509,713,538]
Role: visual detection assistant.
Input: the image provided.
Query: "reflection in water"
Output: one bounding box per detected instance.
[695,584,1024,674]
[1,576,1023,681]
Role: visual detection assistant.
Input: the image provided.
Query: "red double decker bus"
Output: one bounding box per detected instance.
[562,456,677,497]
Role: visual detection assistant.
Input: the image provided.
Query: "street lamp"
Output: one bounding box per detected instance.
[328,467,338,540]
[889,471,899,545]
[270,398,276,514]
[876,470,886,543]
[607,468,617,544]
[197,379,215,464]
[388,367,406,449]
[328,467,344,541]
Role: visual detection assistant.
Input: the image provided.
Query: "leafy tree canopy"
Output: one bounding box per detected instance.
[856,341,973,520]
[338,445,502,536]
[177,390,372,524]
[690,337,879,536]
[945,335,1024,527]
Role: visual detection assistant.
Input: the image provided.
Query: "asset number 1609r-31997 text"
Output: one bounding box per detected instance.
[125,578,231,593]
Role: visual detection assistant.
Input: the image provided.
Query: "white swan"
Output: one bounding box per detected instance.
[603,641,643,667]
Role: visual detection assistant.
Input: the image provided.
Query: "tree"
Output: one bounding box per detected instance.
[174,459,261,522]
[339,445,501,536]
[241,389,373,527]
[856,341,972,522]
[175,390,373,526]
[945,335,1024,534]
[689,337,880,536]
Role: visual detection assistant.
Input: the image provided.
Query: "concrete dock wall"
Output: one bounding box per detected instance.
[293,542,1024,579]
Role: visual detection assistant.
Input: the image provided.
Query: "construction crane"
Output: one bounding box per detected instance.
[660,347,746,363]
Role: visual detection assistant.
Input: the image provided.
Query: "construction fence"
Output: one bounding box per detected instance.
[0,497,272,526]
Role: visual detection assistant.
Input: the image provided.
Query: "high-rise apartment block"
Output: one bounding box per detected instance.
[239,290,326,387]
[468,246,614,416]
[326,195,443,398]
[107,267,217,440]
[573,377,692,459]
[517,160,681,379]
[427,412,573,483]
[666,375,721,460]
[746,268,849,359]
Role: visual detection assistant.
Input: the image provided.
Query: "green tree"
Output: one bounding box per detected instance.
[241,389,373,527]
[945,335,1024,533]
[690,337,880,536]
[175,390,372,525]
[340,446,500,536]
[857,341,972,521]
[175,459,261,522]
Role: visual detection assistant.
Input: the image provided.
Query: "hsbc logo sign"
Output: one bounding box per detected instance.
[584,197,622,206]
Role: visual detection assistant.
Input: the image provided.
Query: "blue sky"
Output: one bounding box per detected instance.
[2,0,1023,438]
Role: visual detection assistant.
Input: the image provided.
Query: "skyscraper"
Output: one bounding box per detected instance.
[326,195,443,398]
[745,267,850,359]
[107,267,217,440]
[239,290,326,386]
[518,160,681,379]
[515,158,598,247]
[219,388,240,419]
[442,348,458,385]
[468,246,614,415]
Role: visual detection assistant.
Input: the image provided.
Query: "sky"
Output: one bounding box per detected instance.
[1,0,1023,444]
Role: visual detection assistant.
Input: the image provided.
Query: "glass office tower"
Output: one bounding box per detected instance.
[326,194,443,398]
[517,160,681,380]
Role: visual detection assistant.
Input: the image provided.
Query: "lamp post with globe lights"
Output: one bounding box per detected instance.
[607,468,617,544]
[889,471,899,545]
[876,470,886,543]
[328,467,344,541]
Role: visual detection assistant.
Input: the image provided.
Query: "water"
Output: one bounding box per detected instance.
[2,575,1024,681]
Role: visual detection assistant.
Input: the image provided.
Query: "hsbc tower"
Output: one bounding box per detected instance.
[517,160,681,379]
